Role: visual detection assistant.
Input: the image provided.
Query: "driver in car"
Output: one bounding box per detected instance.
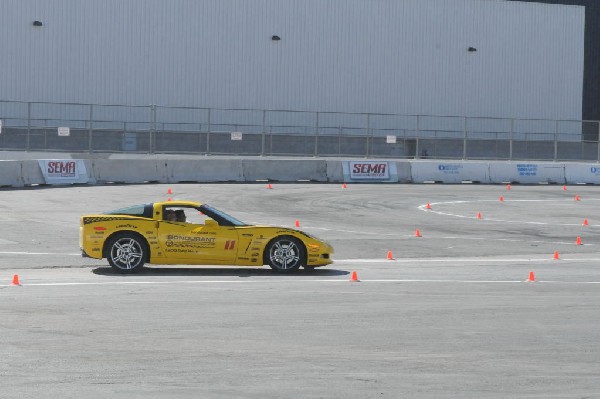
[175,209,187,222]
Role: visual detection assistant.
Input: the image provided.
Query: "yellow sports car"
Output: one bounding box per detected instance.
[80,200,333,273]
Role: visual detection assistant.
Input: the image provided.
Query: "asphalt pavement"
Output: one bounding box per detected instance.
[1,183,599,398]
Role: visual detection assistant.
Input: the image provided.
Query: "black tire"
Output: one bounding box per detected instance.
[265,236,305,273]
[106,233,147,273]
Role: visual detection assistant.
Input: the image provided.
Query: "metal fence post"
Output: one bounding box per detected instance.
[198,122,203,153]
[554,120,558,161]
[366,113,371,158]
[150,104,156,154]
[206,108,211,155]
[26,102,31,151]
[463,116,468,160]
[43,120,48,150]
[509,118,513,160]
[314,112,319,157]
[261,110,266,156]
[415,115,420,159]
[88,104,93,153]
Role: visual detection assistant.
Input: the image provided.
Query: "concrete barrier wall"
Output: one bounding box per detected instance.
[167,159,244,183]
[326,160,344,182]
[411,161,490,183]
[92,159,168,183]
[5,157,600,187]
[564,163,600,184]
[394,161,412,183]
[241,159,328,182]
[20,160,47,186]
[488,162,565,184]
[0,161,24,187]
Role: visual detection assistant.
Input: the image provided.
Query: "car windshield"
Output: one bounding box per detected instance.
[199,204,247,226]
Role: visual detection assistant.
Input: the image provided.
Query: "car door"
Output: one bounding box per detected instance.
[157,219,238,264]
[156,220,201,261]
[190,220,239,264]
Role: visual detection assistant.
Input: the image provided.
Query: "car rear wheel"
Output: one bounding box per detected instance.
[107,233,147,273]
[266,236,305,273]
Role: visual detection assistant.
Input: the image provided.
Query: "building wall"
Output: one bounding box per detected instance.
[506,0,599,121]
[0,0,585,121]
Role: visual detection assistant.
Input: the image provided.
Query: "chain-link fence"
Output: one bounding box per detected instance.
[1,100,598,160]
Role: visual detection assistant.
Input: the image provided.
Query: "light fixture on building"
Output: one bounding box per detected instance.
[271,35,281,41]
[468,47,477,52]
[32,20,43,27]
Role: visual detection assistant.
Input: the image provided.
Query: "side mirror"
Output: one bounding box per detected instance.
[205,219,219,228]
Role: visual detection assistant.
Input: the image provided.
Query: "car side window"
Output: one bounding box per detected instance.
[162,207,211,225]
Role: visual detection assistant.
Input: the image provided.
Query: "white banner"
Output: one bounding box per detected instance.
[38,160,89,184]
[231,132,243,141]
[342,161,398,182]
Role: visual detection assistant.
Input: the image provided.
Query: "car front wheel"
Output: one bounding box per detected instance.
[266,236,305,273]
[107,233,147,273]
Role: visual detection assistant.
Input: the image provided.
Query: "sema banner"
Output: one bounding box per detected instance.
[342,161,398,182]
[38,160,89,184]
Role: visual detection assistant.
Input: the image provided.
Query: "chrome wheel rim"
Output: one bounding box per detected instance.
[269,240,300,270]
[111,238,143,270]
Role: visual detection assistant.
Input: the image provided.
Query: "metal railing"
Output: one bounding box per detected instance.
[1,100,599,161]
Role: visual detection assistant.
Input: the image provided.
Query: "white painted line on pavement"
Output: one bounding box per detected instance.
[418,199,600,227]
[337,257,600,263]
[2,279,600,288]
[0,251,81,256]
[305,228,596,246]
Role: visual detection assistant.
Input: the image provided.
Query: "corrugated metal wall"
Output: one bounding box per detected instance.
[504,0,599,121]
[0,0,585,120]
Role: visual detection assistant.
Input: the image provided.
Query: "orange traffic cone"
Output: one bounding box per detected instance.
[553,251,560,260]
[477,212,482,219]
[576,236,582,245]
[387,251,394,260]
[499,196,504,202]
[527,272,535,282]
[349,271,360,282]
[562,185,567,191]
[342,182,347,189]
[507,184,511,190]
[415,229,422,237]
[426,202,431,209]
[267,183,273,189]
[583,218,589,226]
[575,195,581,201]
[11,274,20,286]
[167,188,172,194]
[167,197,172,202]
[295,219,300,228]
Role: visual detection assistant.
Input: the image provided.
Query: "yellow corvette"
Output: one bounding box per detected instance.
[80,200,333,273]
